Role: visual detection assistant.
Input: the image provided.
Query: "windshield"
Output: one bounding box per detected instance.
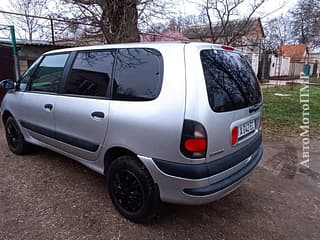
[200,49,262,112]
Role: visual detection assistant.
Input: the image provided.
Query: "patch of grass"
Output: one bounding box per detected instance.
[262,85,320,136]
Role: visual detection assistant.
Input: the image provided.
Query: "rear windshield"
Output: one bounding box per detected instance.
[200,49,262,112]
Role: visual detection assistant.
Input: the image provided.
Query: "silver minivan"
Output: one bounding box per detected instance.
[0,42,263,222]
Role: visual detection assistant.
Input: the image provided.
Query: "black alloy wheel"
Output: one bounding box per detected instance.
[6,120,19,149]
[107,155,160,223]
[4,116,30,155]
[111,169,144,213]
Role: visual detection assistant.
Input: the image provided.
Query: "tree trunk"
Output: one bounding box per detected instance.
[101,0,139,43]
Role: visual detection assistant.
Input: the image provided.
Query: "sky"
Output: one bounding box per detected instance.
[0,0,298,19]
[0,0,298,39]
[178,0,298,21]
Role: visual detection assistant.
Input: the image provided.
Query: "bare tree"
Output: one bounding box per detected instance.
[2,0,48,41]
[138,0,175,32]
[263,15,291,51]
[65,0,139,43]
[206,0,266,44]
[166,14,208,31]
[61,0,174,43]
[289,0,320,49]
[184,12,209,26]
[184,0,267,45]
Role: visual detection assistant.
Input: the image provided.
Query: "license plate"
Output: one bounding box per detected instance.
[238,120,256,138]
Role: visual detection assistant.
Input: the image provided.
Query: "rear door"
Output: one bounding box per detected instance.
[53,50,114,161]
[18,53,70,146]
[185,44,262,162]
[201,47,262,160]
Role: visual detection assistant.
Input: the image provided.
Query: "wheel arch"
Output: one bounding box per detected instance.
[2,110,13,124]
[103,146,137,175]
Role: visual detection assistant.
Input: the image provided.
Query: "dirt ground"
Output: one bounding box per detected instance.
[0,123,319,240]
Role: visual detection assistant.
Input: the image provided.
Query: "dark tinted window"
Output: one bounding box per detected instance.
[200,49,262,112]
[113,48,163,101]
[30,54,69,93]
[65,51,115,97]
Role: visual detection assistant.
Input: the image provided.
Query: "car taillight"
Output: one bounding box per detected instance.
[184,138,207,152]
[180,120,207,158]
[231,126,238,145]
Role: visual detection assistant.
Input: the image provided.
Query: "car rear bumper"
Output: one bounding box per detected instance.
[138,134,263,205]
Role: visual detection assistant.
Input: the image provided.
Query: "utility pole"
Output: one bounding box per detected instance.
[9,25,20,81]
[50,18,55,46]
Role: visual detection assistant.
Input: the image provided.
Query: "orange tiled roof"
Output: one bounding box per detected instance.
[277,44,308,61]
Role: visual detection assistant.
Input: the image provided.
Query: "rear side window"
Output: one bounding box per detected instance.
[201,49,262,112]
[65,50,115,97]
[113,48,163,101]
[30,54,69,93]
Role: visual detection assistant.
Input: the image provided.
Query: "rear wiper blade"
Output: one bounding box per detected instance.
[249,102,263,113]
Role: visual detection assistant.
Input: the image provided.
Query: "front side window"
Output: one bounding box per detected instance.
[30,54,69,93]
[18,57,42,91]
[113,48,163,101]
[65,50,115,97]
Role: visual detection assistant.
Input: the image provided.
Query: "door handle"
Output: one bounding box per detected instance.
[91,111,104,119]
[44,104,53,111]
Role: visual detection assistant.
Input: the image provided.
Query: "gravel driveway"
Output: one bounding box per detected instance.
[0,123,319,240]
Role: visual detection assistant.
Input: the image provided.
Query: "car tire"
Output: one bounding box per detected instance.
[107,155,160,223]
[4,116,30,155]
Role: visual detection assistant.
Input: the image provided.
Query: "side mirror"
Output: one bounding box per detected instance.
[0,79,15,90]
